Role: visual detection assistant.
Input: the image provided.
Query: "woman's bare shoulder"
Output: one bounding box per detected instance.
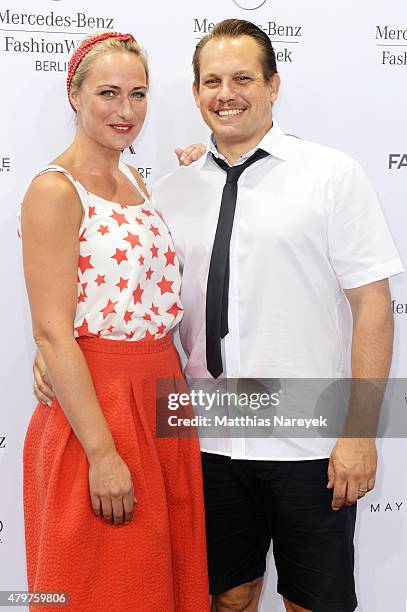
[23,168,82,218]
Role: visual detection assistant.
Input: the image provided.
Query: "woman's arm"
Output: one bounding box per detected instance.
[22,173,135,525]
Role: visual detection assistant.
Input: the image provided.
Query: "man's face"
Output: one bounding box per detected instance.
[193,35,280,151]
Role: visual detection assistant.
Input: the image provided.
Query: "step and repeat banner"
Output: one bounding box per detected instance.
[1,0,406,610]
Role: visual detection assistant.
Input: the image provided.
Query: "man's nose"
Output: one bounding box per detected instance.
[217,80,236,102]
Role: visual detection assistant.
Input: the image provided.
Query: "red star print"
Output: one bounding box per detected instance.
[107,325,114,333]
[146,267,154,280]
[156,323,166,335]
[167,302,183,318]
[89,206,96,218]
[150,225,160,237]
[125,331,135,339]
[119,203,128,209]
[150,303,160,316]
[111,248,128,265]
[77,282,88,304]
[136,217,144,225]
[79,228,87,242]
[123,232,142,249]
[124,310,133,324]
[138,254,145,265]
[143,313,151,321]
[110,210,129,227]
[157,276,174,295]
[97,225,109,236]
[142,208,153,217]
[95,274,106,286]
[144,329,156,340]
[116,277,129,292]
[164,246,176,266]
[75,318,94,337]
[100,299,118,319]
[78,254,94,275]
[150,244,159,259]
[132,283,144,304]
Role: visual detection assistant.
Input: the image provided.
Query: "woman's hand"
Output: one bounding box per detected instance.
[33,348,54,406]
[175,144,206,166]
[88,449,136,526]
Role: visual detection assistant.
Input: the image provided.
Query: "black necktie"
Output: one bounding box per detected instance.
[206,148,270,378]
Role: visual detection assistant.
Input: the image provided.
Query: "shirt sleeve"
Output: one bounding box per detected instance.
[328,158,404,289]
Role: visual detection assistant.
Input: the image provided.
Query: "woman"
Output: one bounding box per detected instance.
[21,31,209,611]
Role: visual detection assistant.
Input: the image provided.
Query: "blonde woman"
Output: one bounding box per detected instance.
[21,32,209,611]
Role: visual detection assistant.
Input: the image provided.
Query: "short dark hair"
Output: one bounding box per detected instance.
[192,19,277,87]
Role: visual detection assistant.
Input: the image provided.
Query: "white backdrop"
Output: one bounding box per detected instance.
[1,0,406,610]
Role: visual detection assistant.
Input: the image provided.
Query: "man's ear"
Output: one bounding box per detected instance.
[269,72,281,104]
[192,81,201,109]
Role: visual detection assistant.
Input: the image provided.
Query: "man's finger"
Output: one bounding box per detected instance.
[33,380,52,406]
[326,458,335,489]
[367,476,376,492]
[33,366,54,403]
[345,481,360,506]
[174,148,184,165]
[356,483,369,501]
[41,368,54,390]
[332,479,347,511]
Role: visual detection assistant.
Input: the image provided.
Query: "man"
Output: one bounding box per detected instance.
[151,19,403,612]
[34,19,403,612]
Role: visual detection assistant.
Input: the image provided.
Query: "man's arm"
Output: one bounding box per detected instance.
[327,278,394,510]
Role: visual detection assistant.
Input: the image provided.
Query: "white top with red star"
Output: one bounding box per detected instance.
[33,163,183,341]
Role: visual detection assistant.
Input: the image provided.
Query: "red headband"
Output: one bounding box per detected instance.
[67,32,137,111]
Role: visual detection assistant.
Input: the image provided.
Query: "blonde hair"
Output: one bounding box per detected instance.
[69,31,149,98]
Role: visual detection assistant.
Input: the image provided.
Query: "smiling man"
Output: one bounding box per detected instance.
[152,19,403,612]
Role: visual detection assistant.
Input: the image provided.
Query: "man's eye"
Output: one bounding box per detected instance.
[131,91,145,98]
[237,76,250,81]
[205,79,218,85]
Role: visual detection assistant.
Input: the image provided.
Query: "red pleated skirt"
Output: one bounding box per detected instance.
[23,335,210,611]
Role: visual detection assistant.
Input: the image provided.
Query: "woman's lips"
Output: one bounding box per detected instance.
[109,124,133,133]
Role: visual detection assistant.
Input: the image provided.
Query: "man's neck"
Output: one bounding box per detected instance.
[215,121,273,166]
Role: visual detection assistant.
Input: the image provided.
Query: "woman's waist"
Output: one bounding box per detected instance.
[76,332,174,355]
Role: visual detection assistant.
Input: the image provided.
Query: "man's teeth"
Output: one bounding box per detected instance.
[218,109,244,116]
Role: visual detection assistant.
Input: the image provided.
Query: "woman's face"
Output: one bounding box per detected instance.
[71,51,148,151]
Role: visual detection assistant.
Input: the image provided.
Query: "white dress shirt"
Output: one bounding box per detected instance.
[152,123,404,460]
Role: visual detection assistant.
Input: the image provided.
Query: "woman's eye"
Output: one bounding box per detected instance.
[100,90,114,97]
[131,91,145,98]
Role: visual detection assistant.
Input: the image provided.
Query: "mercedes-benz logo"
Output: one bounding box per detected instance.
[232,0,268,9]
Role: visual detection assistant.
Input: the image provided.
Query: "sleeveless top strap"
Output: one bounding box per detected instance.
[33,164,89,207]
[119,162,149,201]
[32,165,89,233]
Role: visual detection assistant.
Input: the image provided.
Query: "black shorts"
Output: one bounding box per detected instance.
[202,452,357,612]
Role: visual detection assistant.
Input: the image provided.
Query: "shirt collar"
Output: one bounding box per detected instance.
[199,121,289,170]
